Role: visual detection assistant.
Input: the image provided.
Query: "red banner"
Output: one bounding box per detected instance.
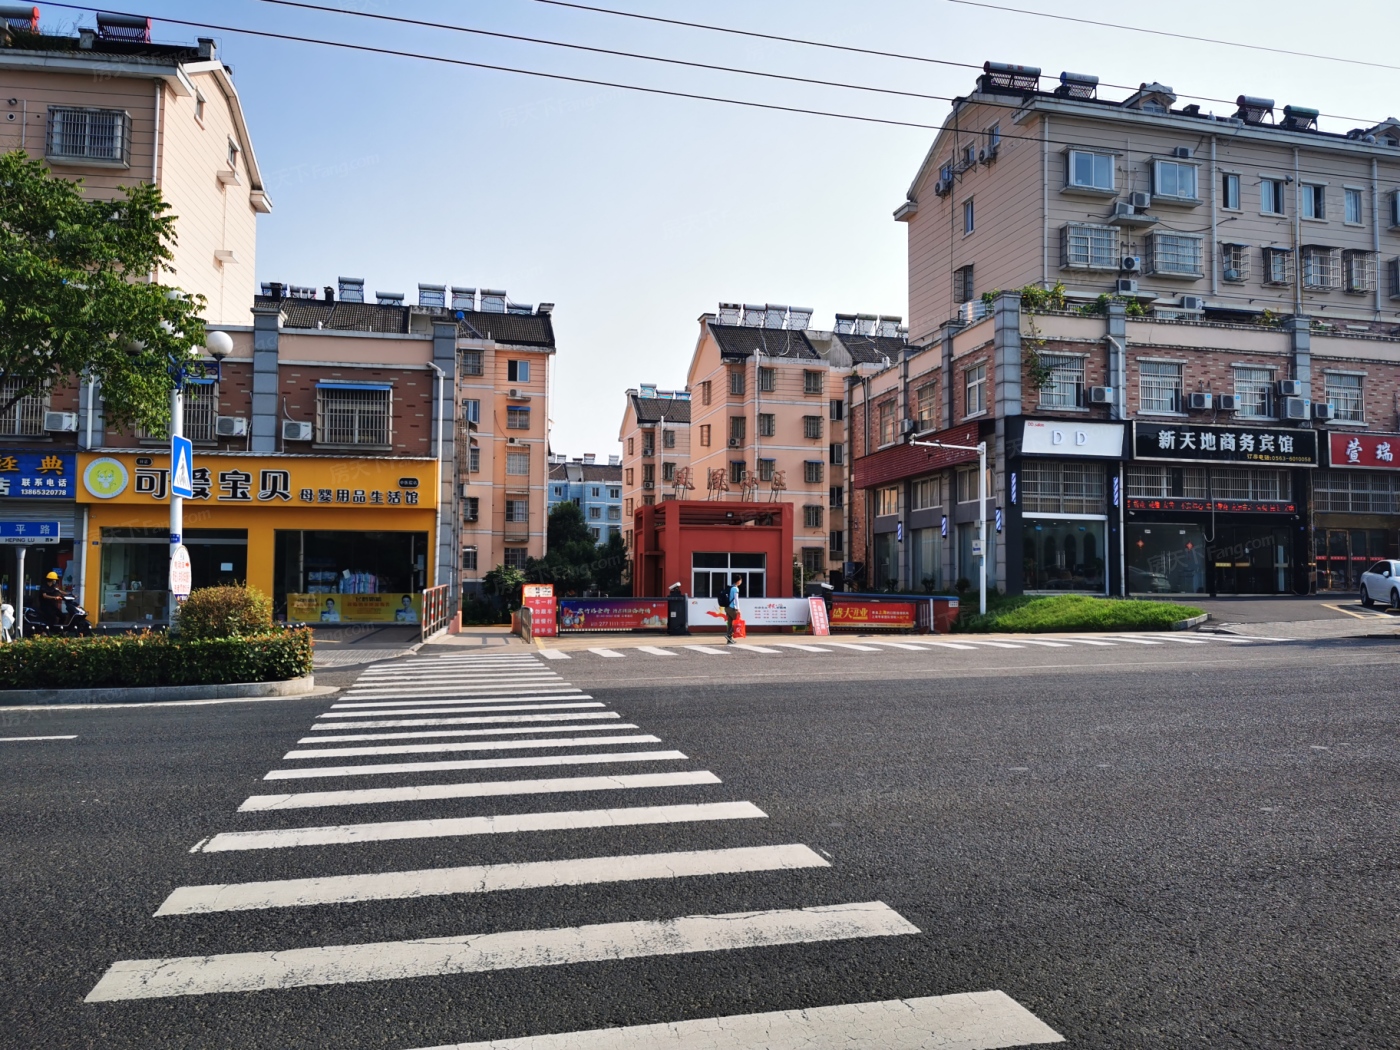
[808,597,830,636]
[558,599,669,631]
[830,600,917,629]
[1328,432,1400,470]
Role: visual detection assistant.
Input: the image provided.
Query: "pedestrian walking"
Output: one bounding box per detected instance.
[724,575,742,644]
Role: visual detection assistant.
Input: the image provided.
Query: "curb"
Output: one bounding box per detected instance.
[1172,613,1210,631]
[0,675,316,706]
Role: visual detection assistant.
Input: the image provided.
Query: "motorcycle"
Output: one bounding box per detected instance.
[23,596,93,637]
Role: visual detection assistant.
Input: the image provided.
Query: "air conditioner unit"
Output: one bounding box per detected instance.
[728,438,741,448]
[1188,392,1213,410]
[282,420,313,441]
[1115,278,1139,295]
[933,180,949,197]
[1129,191,1152,210]
[1112,201,1136,220]
[1171,146,1193,159]
[1312,401,1335,421]
[507,437,524,446]
[42,411,77,433]
[1179,295,1206,311]
[1121,256,1142,273]
[1283,396,1310,420]
[215,415,248,437]
[1277,379,1304,397]
[642,481,655,490]
[1089,385,1114,404]
[508,388,520,398]
[1216,394,1241,411]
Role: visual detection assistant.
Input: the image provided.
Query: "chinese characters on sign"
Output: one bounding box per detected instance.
[0,452,76,499]
[128,467,419,504]
[0,520,62,544]
[1133,423,1318,466]
[829,600,917,629]
[1124,498,1298,514]
[1327,432,1400,470]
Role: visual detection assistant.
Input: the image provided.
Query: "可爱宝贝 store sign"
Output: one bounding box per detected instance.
[76,452,437,506]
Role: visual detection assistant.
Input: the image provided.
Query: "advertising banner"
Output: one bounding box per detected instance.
[1132,422,1317,466]
[1327,431,1400,470]
[559,598,669,631]
[0,451,76,499]
[808,597,830,636]
[289,592,422,623]
[686,597,812,628]
[523,583,557,637]
[830,600,918,629]
[1019,420,1125,458]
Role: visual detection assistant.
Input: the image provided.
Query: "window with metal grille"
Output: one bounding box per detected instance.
[803,370,824,395]
[642,464,654,484]
[663,429,676,449]
[804,460,823,484]
[468,446,480,472]
[139,382,217,441]
[641,434,654,456]
[877,485,899,515]
[627,437,634,456]
[46,106,128,164]
[729,461,745,484]
[1149,232,1203,276]
[1138,361,1182,414]
[729,416,746,443]
[0,379,46,436]
[1038,354,1084,409]
[506,451,529,475]
[757,458,775,482]
[1232,366,1275,418]
[507,406,531,430]
[953,265,975,304]
[729,369,745,396]
[1061,223,1119,269]
[1302,246,1339,289]
[461,350,483,376]
[1325,372,1364,422]
[964,362,987,416]
[914,382,937,429]
[698,424,711,447]
[801,547,825,572]
[1313,470,1400,513]
[624,497,634,516]
[462,545,478,569]
[758,367,775,392]
[1263,247,1293,286]
[911,476,940,510]
[504,547,528,570]
[758,413,775,437]
[803,415,823,439]
[1343,250,1376,294]
[505,499,529,523]
[662,461,676,482]
[1221,243,1250,282]
[1153,160,1198,201]
[316,385,391,446]
[829,398,844,421]
[803,506,824,529]
[1021,461,1105,514]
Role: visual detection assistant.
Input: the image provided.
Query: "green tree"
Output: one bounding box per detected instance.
[529,501,602,594]
[483,564,526,611]
[0,151,209,433]
[593,530,629,596]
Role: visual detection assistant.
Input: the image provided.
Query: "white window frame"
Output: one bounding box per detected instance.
[1263,247,1293,286]
[1344,186,1364,226]
[1301,246,1339,290]
[1138,360,1183,415]
[1221,172,1241,211]
[1061,223,1120,270]
[1148,232,1204,277]
[1221,242,1250,283]
[1324,371,1364,423]
[1038,353,1086,409]
[963,198,975,234]
[1065,149,1115,192]
[1301,183,1326,221]
[506,450,530,476]
[1343,250,1376,294]
[964,362,987,417]
[1152,159,1200,202]
[1260,178,1286,216]
[1232,366,1275,420]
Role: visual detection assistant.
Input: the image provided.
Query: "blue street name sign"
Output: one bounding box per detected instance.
[0,521,61,545]
[170,435,194,499]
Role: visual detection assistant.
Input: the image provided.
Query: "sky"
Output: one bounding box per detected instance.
[60,0,1400,457]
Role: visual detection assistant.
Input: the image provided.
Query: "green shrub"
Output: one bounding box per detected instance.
[952,594,1203,634]
[174,585,273,640]
[0,629,313,690]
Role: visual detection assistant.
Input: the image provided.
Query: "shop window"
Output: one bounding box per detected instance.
[801,547,825,573]
[1021,461,1105,514]
[506,451,529,475]
[1038,355,1085,409]
[803,415,823,439]
[461,350,483,376]
[1313,470,1400,513]
[273,529,428,623]
[506,406,531,430]
[804,370,824,395]
[1232,367,1275,418]
[911,476,941,510]
[877,485,899,516]
[504,547,528,570]
[803,505,824,529]
[1024,519,1106,593]
[911,526,940,591]
[1324,372,1364,422]
[316,384,391,446]
[874,531,898,590]
[0,378,47,436]
[804,460,823,484]
[507,359,530,383]
[1138,361,1183,414]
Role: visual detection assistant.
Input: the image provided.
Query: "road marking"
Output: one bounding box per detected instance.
[0,735,77,742]
[264,750,689,780]
[684,645,729,655]
[86,901,916,1001]
[344,680,565,696]
[773,643,831,652]
[1060,638,1116,646]
[318,702,604,718]
[1144,635,1211,643]
[537,650,570,660]
[1010,639,1073,648]
[823,642,881,652]
[310,713,619,730]
[636,646,676,656]
[196,801,767,852]
[395,657,541,666]
[588,648,626,658]
[283,734,662,760]
[407,990,1064,1050]
[156,842,818,914]
[960,640,1024,649]
[1093,635,1162,645]
[333,690,584,708]
[870,641,928,651]
[912,641,979,651]
[298,724,638,744]
[239,770,723,812]
[733,644,781,654]
[357,667,550,676]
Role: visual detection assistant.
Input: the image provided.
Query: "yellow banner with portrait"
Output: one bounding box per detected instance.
[289,592,422,624]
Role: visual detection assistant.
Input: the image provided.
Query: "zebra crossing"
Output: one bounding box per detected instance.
[535,632,1279,661]
[84,652,1063,1048]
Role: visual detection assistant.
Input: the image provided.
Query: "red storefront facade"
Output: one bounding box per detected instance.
[631,501,794,599]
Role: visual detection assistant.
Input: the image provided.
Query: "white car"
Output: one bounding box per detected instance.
[1359,560,1400,609]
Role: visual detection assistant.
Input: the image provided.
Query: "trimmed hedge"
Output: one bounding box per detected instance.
[175,585,274,640]
[0,629,313,690]
[952,594,1204,634]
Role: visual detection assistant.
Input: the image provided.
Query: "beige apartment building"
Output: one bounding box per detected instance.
[850,63,1400,598]
[618,387,690,551]
[0,10,271,326]
[682,304,901,586]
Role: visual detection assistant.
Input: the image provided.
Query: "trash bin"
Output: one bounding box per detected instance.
[667,592,689,635]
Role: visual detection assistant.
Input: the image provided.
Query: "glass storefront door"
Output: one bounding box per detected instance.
[957,522,996,591]
[1315,528,1391,591]
[872,532,898,591]
[910,527,941,592]
[1023,517,1107,593]
[1128,524,1208,594]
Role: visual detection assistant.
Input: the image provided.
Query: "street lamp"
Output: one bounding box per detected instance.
[908,430,989,616]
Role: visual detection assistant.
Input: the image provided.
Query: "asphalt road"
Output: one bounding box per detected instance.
[3,637,1397,1049]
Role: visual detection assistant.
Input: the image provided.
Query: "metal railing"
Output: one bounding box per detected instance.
[421,584,450,643]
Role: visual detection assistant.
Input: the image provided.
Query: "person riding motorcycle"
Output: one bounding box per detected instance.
[38,571,67,628]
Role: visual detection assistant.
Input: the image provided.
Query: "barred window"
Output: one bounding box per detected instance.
[803,415,823,439]
[1263,248,1293,286]
[803,505,824,528]
[730,416,746,442]
[1149,232,1204,276]
[46,106,128,164]
[804,460,824,484]
[758,367,775,393]
[729,369,745,396]
[1313,470,1400,513]
[1324,373,1364,422]
[804,370,824,395]
[138,381,217,441]
[698,424,711,447]
[662,461,676,482]
[757,458,775,482]
[504,547,528,570]
[1221,243,1250,283]
[1233,366,1275,419]
[1138,361,1182,414]
[801,547,825,572]
[729,460,745,484]
[1038,354,1084,409]
[1343,250,1376,294]
[1061,223,1119,269]
[506,406,531,430]
[1021,461,1105,514]
[663,429,676,449]
[1129,465,1289,501]
[758,413,775,437]
[505,499,529,523]
[506,451,529,475]
[316,385,391,446]
[1302,246,1339,289]
[461,350,483,376]
[1127,466,1209,500]
[0,379,46,436]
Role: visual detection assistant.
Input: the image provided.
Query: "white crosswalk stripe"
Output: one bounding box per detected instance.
[309,712,619,730]
[282,734,663,760]
[296,723,638,744]
[264,750,692,780]
[636,646,676,656]
[587,648,626,658]
[317,702,605,718]
[538,649,571,659]
[732,643,781,654]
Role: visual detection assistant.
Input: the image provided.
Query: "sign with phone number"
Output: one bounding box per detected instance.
[830,601,917,629]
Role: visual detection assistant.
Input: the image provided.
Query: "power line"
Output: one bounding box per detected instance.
[944,0,1400,75]
[247,0,953,105]
[516,0,1383,124]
